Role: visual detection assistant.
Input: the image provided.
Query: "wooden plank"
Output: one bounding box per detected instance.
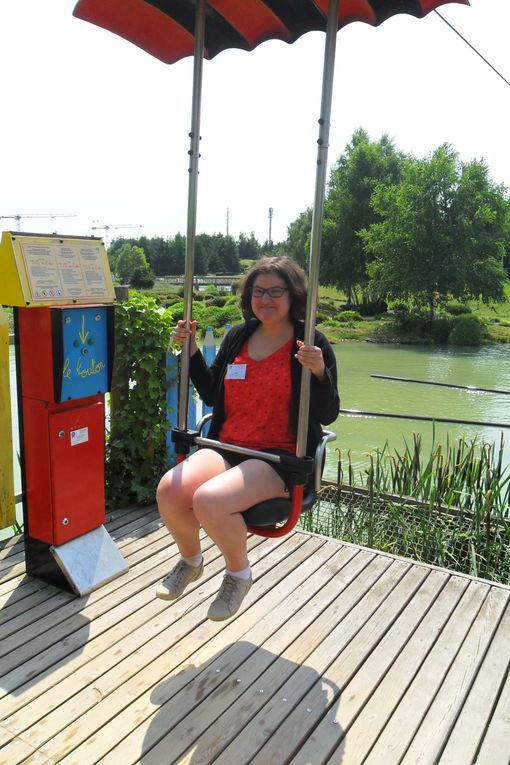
[0,580,53,617]
[0,534,229,701]
[0,735,53,765]
[74,544,372,765]
[246,562,431,765]
[164,554,402,765]
[3,536,287,730]
[401,586,509,764]
[0,560,26,587]
[438,594,510,764]
[0,523,191,661]
[0,531,172,629]
[476,675,510,765]
[0,536,247,759]
[351,579,489,765]
[0,578,51,609]
[0,516,507,765]
[338,582,506,764]
[0,536,23,563]
[21,534,316,762]
[0,526,181,636]
[0,550,25,575]
[0,589,73,635]
[287,571,466,765]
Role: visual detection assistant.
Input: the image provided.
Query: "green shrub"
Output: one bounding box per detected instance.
[431,316,453,343]
[448,316,484,346]
[336,310,363,323]
[210,295,228,307]
[107,293,173,506]
[445,302,472,316]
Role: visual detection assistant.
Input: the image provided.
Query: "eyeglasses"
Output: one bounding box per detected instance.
[251,286,289,299]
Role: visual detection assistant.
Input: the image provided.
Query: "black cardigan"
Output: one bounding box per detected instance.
[189,319,340,458]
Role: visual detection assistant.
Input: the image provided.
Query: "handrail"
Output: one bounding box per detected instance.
[340,408,510,429]
[371,373,510,396]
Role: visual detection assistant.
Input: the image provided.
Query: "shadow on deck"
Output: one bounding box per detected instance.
[0,506,509,764]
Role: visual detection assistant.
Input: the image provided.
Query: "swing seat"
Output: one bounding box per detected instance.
[196,414,336,528]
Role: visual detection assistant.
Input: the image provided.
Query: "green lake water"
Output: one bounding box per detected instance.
[324,341,510,482]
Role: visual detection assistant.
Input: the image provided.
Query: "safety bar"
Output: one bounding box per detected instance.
[192,415,337,491]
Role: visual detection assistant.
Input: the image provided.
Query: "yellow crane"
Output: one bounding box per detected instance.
[0,213,76,232]
[91,223,143,247]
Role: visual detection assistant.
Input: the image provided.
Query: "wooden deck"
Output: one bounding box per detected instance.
[0,505,509,765]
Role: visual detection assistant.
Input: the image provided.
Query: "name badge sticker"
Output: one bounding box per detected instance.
[225,363,247,380]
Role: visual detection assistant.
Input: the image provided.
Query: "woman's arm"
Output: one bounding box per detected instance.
[308,333,340,425]
[189,328,234,406]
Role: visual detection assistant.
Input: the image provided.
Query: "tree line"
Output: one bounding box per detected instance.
[108,231,266,286]
[286,128,510,317]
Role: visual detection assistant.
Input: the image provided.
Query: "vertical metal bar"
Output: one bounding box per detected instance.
[0,307,15,530]
[178,0,206,432]
[296,0,339,458]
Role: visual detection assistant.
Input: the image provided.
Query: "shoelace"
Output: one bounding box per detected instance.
[219,575,241,605]
[166,561,188,586]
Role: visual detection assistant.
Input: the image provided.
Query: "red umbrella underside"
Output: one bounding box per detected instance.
[73,0,470,64]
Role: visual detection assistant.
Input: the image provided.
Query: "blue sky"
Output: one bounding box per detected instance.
[1,0,509,245]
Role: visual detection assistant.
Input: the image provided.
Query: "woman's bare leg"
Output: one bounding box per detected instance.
[156,449,229,557]
[192,459,288,571]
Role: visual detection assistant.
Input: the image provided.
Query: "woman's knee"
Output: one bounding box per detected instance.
[156,468,189,511]
[193,484,225,524]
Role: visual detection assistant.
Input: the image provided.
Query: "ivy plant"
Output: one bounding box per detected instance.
[106,292,173,507]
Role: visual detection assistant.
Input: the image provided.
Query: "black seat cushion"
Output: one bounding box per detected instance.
[241,484,316,527]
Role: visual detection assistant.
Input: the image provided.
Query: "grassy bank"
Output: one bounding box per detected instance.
[316,282,510,345]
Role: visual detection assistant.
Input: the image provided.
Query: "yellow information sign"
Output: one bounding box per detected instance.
[0,308,15,530]
[0,231,115,306]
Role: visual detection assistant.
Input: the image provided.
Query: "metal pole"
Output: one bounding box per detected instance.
[296,0,339,458]
[178,0,206,432]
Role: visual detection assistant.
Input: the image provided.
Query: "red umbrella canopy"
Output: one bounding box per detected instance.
[73,0,470,65]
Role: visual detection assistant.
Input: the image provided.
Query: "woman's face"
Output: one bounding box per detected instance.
[250,272,292,326]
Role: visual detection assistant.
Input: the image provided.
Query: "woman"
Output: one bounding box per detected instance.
[156,256,339,620]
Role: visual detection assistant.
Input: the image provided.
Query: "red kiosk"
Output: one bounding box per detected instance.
[0,231,128,595]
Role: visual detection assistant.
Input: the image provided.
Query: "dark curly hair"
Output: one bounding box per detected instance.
[238,256,307,322]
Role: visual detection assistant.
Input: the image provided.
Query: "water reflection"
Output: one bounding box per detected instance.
[325,341,510,481]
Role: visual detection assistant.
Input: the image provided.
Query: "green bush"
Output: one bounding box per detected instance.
[210,295,228,307]
[336,310,363,323]
[448,316,485,346]
[431,316,453,343]
[130,265,155,289]
[445,302,472,316]
[107,293,173,506]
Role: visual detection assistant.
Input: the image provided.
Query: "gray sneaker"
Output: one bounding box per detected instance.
[156,558,203,600]
[207,573,252,621]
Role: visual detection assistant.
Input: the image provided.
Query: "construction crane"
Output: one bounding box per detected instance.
[0,213,77,232]
[91,223,143,248]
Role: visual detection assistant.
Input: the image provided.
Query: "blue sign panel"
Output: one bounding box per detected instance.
[60,307,109,400]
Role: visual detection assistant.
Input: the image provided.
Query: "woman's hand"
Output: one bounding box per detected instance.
[295,340,326,381]
[172,320,198,356]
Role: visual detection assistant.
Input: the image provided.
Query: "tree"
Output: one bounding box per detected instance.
[321,128,404,305]
[130,263,155,288]
[217,234,240,273]
[115,244,150,283]
[285,207,312,267]
[237,232,260,261]
[362,144,508,319]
